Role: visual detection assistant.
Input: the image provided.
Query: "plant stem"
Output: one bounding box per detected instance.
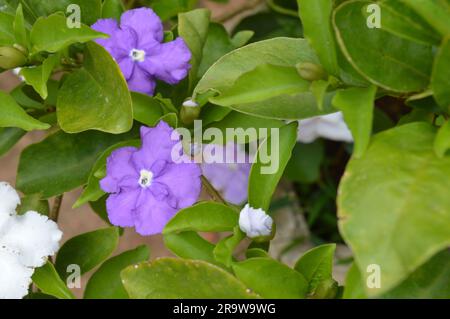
[201,175,227,205]
[266,0,299,17]
[49,194,63,222]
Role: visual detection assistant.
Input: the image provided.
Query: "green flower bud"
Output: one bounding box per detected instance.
[0,46,27,69]
[296,62,327,81]
[180,99,201,125]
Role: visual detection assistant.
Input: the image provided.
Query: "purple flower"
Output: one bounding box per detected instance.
[92,8,191,95]
[201,143,251,205]
[100,121,202,235]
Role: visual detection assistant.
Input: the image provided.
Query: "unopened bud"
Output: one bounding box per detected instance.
[239,204,275,242]
[0,46,27,69]
[180,99,200,125]
[296,62,327,81]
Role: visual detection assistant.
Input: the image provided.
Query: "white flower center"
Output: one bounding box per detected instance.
[129,49,146,62]
[138,169,153,188]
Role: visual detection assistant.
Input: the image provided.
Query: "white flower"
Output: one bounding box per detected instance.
[12,68,25,81]
[182,99,199,108]
[297,112,353,143]
[239,204,273,238]
[0,182,63,299]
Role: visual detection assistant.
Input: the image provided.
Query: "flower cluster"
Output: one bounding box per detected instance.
[92,8,191,95]
[0,182,62,299]
[100,121,202,235]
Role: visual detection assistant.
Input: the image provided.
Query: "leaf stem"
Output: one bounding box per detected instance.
[49,194,63,222]
[266,0,299,17]
[201,175,227,205]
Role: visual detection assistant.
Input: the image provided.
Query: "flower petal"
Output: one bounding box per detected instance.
[0,211,62,268]
[91,18,119,51]
[120,8,164,44]
[0,250,33,299]
[155,161,202,208]
[106,190,139,227]
[127,65,156,95]
[0,182,19,229]
[100,146,138,193]
[141,38,191,84]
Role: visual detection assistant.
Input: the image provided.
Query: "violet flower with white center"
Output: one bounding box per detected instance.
[201,143,251,205]
[297,112,353,143]
[0,182,62,299]
[92,8,191,95]
[100,121,202,236]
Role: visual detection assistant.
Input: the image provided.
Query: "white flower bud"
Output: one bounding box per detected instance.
[239,204,273,238]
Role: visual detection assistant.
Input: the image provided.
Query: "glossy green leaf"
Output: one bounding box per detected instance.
[248,122,298,211]
[213,226,245,267]
[163,232,217,265]
[131,92,164,127]
[294,244,337,297]
[150,0,198,21]
[178,8,210,90]
[434,121,450,158]
[55,227,119,280]
[57,42,133,133]
[0,127,25,157]
[16,129,136,198]
[0,12,14,46]
[195,38,319,97]
[13,4,28,48]
[20,53,59,99]
[333,1,433,92]
[310,79,329,111]
[0,91,50,131]
[32,261,75,299]
[378,0,440,46]
[84,245,150,299]
[122,258,258,299]
[74,139,140,208]
[338,122,450,295]
[232,257,308,299]
[210,64,309,107]
[401,0,450,36]
[431,37,450,111]
[332,85,376,158]
[30,13,106,53]
[163,202,238,234]
[297,0,339,75]
[102,0,124,20]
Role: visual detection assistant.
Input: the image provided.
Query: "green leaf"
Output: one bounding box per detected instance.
[401,0,450,36]
[294,244,337,297]
[284,141,324,184]
[210,64,309,107]
[84,245,150,299]
[20,53,59,99]
[163,202,238,234]
[338,122,450,295]
[101,0,124,20]
[55,227,119,280]
[163,232,217,264]
[32,261,75,299]
[17,193,49,215]
[248,122,298,211]
[297,0,339,75]
[16,129,136,198]
[213,226,245,267]
[121,258,258,299]
[13,4,28,48]
[131,92,164,127]
[0,127,25,157]
[57,42,133,133]
[30,13,106,53]
[333,1,433,93]
[332,85,376,158]
[232,257,308,299]
[310,79,329,111]
[434,121,450,158]
[150,0,198,21]
[0,91,50,131]
[195,38,319,97]
[344,250,450,298]
[178,8,210,90]
[431,37,450,111]
[378,0,440,46]
[0,12,14,46]
[74,139,140,208]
